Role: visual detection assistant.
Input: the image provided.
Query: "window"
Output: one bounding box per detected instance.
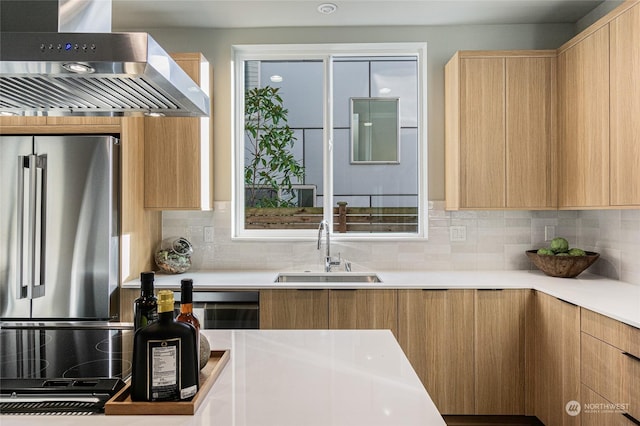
[233,43,427,239]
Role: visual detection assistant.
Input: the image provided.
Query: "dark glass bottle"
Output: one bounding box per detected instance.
[133,271,158,331]
[131,290,199,402]
[176,279,201,366]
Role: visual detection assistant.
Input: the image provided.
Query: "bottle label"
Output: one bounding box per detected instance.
[181,384,198,400]
[147,338,181,401]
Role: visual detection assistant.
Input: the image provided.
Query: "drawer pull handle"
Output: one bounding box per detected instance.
[622,351,640,363]
[557,297,577,307]
[622,412,640,425]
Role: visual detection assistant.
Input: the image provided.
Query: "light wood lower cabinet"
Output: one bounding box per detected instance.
[259,289,329,329]
[475,289,528,415]
[397,289,475,414]
[329,289,397,337]
[581,308,640,423]
[533,291,581,426]
[260,289,396,332]
[581,384,637,426]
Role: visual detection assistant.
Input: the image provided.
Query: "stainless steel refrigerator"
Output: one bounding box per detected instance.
[0,135,119,321]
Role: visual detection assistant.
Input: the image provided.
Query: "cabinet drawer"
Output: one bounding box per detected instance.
[581,308,640,356]
[623,351,640,421]
[581,332,623,405]
[581,384,637,426]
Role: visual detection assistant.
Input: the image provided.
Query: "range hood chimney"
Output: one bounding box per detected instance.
[0,0,210,117]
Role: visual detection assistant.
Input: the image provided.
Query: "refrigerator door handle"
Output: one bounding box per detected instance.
[33,154,47,298]
[16,154,46,301]
[16,155,27,299]
[26,154,38,300]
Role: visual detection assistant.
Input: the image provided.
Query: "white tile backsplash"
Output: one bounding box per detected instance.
[161,202,640,285]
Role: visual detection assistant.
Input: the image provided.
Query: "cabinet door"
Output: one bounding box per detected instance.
[329,289,397,337]
[581,307,640,422]
[533,292,580,426]
[144,53,212,210]
[558,27,610,208]
[582,384,637,426]
[610,3,640,206]
[475,289,526,414]
[505,57,556,208]
[459,58,505,208]
[397,289,475,414]
[260,289,328,329]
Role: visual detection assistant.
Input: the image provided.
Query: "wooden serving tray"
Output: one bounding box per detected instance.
[105,349,230,415]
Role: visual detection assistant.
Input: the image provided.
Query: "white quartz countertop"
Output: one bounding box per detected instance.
[123,270,640,328]
[0,329,446,426]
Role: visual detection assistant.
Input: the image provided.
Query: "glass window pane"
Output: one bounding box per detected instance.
[243,60,324,230]
[333,57,419,234]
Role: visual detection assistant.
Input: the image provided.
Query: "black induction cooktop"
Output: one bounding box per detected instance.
[0,325,134,380]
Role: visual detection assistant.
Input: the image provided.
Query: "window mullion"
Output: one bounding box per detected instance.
[323,55,334,229]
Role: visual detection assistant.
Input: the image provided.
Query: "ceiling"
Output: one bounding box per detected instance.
[111,0,605,29]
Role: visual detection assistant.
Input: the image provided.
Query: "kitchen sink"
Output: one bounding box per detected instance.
[274,272,382,283]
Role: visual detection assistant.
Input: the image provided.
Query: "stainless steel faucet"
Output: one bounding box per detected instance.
[317,220,341,272]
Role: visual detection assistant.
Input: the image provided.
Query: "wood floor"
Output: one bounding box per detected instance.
[443,415,545,426]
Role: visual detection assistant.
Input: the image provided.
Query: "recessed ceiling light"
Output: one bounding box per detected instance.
[270,75,283,83]
[379,88,392,95]
[62,62,95,74]
[317,3,337,15]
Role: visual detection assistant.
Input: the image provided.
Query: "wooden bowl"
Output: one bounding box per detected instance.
[526,250,600,278]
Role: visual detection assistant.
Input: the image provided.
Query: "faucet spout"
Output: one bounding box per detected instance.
[317,220,339,272]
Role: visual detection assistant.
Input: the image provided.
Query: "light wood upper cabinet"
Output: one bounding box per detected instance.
[558,26,610,208]
[532,291,580,426]
[475,289,528,415]
[259,289,329,329]
[144,53,213,210]
[459,57,505,209]
[557,1,640,208]
[610,2,640,206]
[506,57,557,208]
[445,51,557,210]
[397,289,475,415]
[329,289,397,337]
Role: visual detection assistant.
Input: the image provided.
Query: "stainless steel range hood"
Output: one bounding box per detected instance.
[0,0,210,117]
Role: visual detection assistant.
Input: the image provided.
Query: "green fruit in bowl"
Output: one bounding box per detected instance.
[550,237,569,253]
[568,248,586,256]
[556,252,570,256]
[537,248,554,255]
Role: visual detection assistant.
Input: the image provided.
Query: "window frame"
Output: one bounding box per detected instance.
[232,42,428,241]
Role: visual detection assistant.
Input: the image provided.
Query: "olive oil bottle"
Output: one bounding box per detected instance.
[131,290,199,401]
[133,271,158,331]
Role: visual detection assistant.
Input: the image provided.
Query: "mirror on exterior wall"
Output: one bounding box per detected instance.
[350,97,400,164]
